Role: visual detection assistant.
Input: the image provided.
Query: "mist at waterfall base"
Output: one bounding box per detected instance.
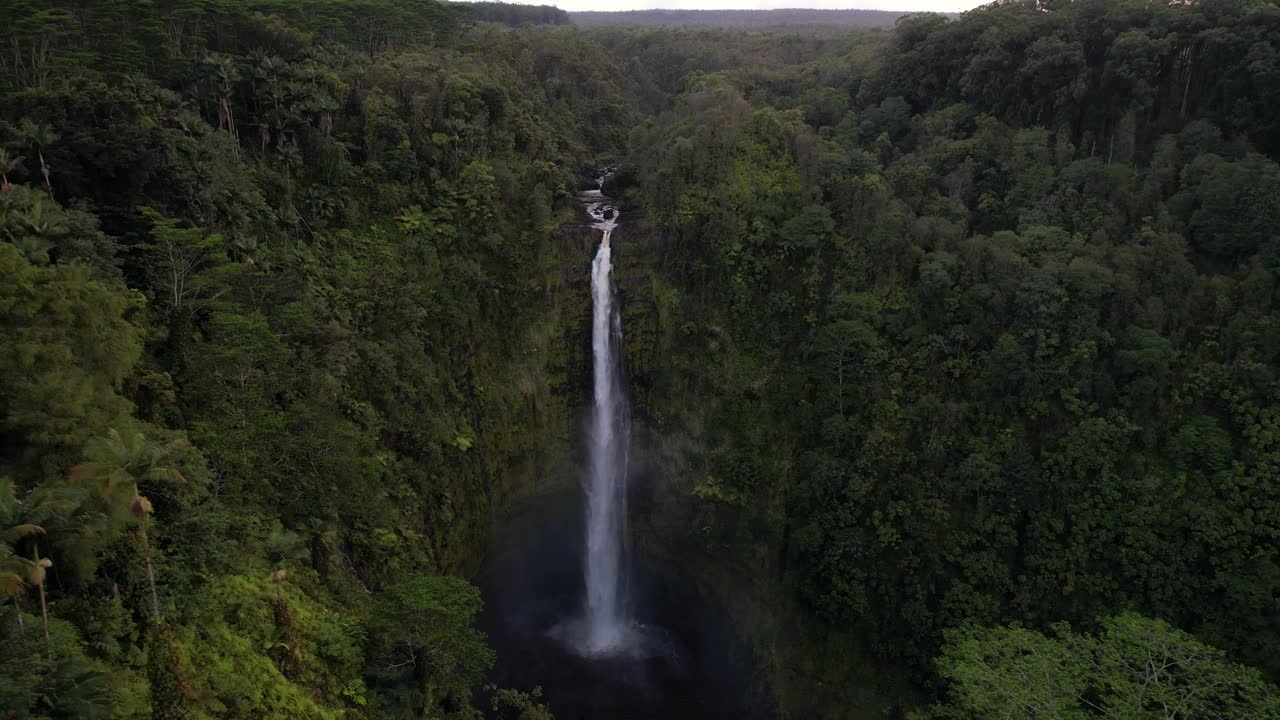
[477,490,768,719]
[474,183,768,719]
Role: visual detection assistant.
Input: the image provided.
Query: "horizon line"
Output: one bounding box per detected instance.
[473,0,987,13]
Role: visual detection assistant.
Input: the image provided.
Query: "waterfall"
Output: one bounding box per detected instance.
[580,173,632,654]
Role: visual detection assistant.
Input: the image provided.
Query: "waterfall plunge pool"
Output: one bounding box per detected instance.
[475,489,772,720]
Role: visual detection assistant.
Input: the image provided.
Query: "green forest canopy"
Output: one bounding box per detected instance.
[2,0,1280,718]
[568,9,909,28]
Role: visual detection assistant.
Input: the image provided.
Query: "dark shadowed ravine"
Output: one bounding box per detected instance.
[476,490,771,719]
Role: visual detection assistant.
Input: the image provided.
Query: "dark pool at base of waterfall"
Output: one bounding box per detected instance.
[476,490,772,720]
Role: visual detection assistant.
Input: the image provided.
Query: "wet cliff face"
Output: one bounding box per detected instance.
[475,196,773,718]
[447,209,604,574]
[458,201,656,531]
[611,221,661,419]
[608,220,684,537]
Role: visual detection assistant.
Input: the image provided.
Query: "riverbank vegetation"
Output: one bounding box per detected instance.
[2,0,1279,718]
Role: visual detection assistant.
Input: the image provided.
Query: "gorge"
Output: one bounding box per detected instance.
[475,177,769,718]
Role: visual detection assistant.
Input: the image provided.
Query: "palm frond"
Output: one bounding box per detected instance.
[0,476,18,521]
[127,431,146,463]
[25,557,50,585]
[67,462,112,484]
[4,523,46,542]
[0,572,25,597]
[147,467,186,484]
[25,483,83,522]
[0,149,25,174]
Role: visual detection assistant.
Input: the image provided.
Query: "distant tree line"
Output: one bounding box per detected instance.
[461,1,571,27]
[571,8,912,29]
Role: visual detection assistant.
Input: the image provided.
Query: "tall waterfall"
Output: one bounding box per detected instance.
[581,174,631,654]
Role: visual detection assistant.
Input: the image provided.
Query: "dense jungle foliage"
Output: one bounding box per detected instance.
[0,0,629,717]
[609,0,1280,716]
[3,0,1280,718]
[568,9,905,28]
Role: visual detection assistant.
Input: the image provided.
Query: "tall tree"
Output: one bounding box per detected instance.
[12,119,57,198]
[69,430,186,621]
[922,614,1280,719]
[367,574,495,718]
[0,477,43,629]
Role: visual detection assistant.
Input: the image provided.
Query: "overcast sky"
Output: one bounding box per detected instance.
[520,0,987,12]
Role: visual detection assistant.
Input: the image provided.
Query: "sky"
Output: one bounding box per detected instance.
[513,0,988,11]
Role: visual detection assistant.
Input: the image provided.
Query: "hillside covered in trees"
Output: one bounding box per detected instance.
[2,1,1280,719]
[569,9,908,28]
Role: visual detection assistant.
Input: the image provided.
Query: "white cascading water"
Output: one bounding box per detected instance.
[580,173,632,654]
